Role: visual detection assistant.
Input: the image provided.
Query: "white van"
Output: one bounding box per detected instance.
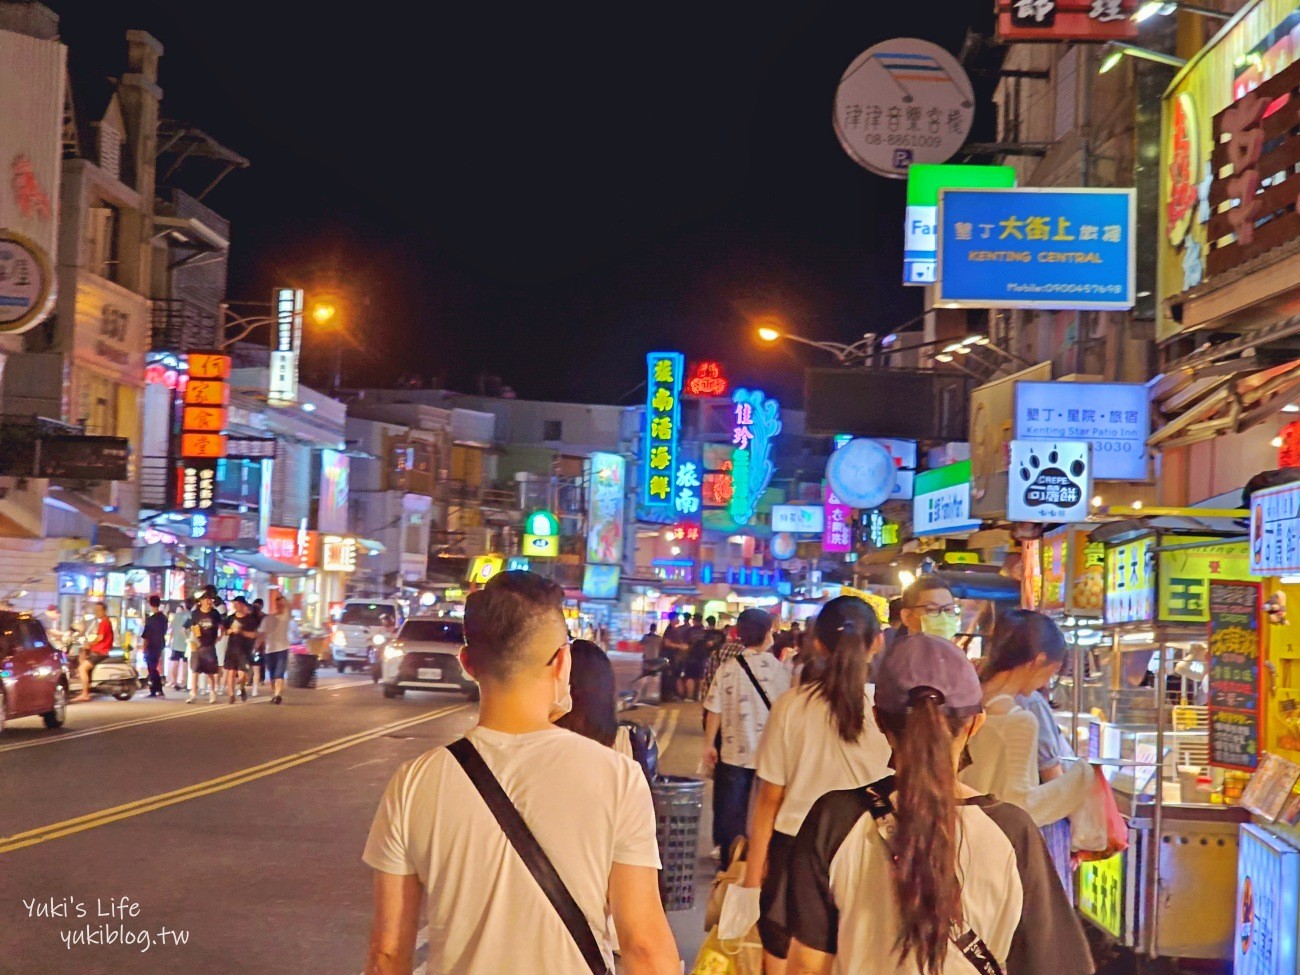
[330,599,404,675]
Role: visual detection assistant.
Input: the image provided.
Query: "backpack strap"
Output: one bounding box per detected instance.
[735,654,772,709]
[447,737,612,975]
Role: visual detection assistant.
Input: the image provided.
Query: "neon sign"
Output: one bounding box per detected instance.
[684,361,729,397]
[643,352,684,508]
[729,388,782,526]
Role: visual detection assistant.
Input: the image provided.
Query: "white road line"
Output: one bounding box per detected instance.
[0,697,271,754]
[657,707,681,757]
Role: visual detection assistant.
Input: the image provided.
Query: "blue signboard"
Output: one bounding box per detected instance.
[937,188,1135,311]
[643,352,685,508]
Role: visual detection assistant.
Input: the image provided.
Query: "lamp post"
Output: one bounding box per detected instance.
[756,324,878,366]
[1098,41,1188,74]
[1132,1,1230,23]
[309,299,342,391]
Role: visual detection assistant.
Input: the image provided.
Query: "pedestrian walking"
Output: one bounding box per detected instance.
[639,622,662,662]
[363,570,679,975]
[702,608,789,868]
[187,591,224,705]
[743,596,893,974]
[261,588,292,704]
[224,597,259,703]
[141,595,168,698]
[73,602,115,702]
[250,596,267,695]
[660,613,688,702]
[167,600,191,690]
[782,633,1093,975]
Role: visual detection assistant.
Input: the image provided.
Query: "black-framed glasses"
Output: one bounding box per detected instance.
[919,603,962,619]
[544,639,572,667]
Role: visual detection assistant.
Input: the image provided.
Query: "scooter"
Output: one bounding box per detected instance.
[63,631,142,702]
[617,657,671,711]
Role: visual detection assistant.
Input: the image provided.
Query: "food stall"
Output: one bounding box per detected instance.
[1065,518,1255,962]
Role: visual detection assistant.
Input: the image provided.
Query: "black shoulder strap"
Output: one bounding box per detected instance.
[447,737,612,975]
[735,654,772,709]
[861,784,1005,975]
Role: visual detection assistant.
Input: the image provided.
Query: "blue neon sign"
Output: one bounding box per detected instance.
[730,388,781,526]
[937,188,1135,311]
[643,352,684,508]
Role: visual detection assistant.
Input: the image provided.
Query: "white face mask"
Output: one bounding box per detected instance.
[549,648,573,721]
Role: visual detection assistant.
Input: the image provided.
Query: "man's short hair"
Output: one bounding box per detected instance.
[903,575,954,608]
[736,608,773,647]
[464,571,565,682]
[148,595,161,609]
[705,615,717,627]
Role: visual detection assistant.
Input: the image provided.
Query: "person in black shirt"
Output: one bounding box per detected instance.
[141,594,169,698]
[188,592,225,704]
[224,597,259,703]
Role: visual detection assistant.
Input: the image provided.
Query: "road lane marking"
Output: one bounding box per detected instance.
[658,707,681,757]
[0,704,469,855]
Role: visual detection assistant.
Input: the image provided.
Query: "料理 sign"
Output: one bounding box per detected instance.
[937,187,1136,310]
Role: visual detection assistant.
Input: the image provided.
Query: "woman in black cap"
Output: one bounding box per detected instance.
[781,633,1093,975]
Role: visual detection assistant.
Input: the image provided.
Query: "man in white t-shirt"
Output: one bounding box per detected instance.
[703,608,790,868]
[363,570,680,975]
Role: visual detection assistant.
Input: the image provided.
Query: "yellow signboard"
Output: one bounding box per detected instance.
[840,585,889,626]
[1078,854,1124,939]
[1105,536,1156,625]
[1070,537,1105,617]
[1157,538,1252,624]
[468,554,504,585]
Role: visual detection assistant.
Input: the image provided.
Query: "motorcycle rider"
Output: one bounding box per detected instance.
[73,602,115,702]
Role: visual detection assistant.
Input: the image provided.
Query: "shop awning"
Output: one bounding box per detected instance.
[44,487,136,532]
[354,537,386,555]
[218,551,309,577]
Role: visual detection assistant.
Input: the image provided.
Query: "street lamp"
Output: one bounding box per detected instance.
[1098,41,1187,74]
[308,296,345,391]
[1132,1,1230,23]
[753,322,878,366]
[310,299,338,325]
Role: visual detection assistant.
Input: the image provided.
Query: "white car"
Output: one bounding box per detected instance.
[331,600,403,676]
[381,618,478,700]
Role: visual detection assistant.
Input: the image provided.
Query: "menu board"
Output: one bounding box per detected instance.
[1240,754,1300,821]
[1208,580,1262,771]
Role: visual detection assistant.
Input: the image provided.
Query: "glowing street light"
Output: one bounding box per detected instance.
[310,299,338,325]
[757,325,782,343]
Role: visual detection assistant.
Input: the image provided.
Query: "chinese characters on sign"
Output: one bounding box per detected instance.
[1207,580,1261,770]
[1104,535,1156,624]
[938,188,1136,310]
[269,287,303,405]
[913,460,979,537]
[833,38,975,179]
[683,361,729,397]
[1158,539,1252,624]
[0,231,54,334]
[1250,481,1300,576]
[1006,440,1091,523]
[729,388,782,526]
[176,351,231,511]
[1014,381,1150,481]
[643,352,684,509]
[178,462,217,512]
[673,446,703,521]
[823,486,854,554]
[998,0,1137,42]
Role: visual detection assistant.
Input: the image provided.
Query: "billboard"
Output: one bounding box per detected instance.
[904,163,1016,285]
[1251,481,1300,576]
[770,505,824,534]
[730,388,782,526]
[804,369,969,441]
[586,452,627,565]
[913,460,979,537]
[318,449,351,535]
[1014,381,1150,481]
[996,1,1139,43]
[937,187,1136,310]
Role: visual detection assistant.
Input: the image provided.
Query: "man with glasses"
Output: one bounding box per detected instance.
[363,570,680,975]
[899,576,963,643]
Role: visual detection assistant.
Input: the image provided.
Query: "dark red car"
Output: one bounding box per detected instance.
[0,611,68,730]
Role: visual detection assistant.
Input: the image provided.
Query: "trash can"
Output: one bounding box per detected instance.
[651,774,704,911]
[287,652,318,689]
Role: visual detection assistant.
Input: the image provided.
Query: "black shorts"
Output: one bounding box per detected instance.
[681,657,706,680]
[758,830,796,958]
[192,647,219,676]
[223,645,249,672]
[169,650,186,661]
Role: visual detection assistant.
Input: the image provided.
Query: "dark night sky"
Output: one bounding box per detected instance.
[50,1,992,405]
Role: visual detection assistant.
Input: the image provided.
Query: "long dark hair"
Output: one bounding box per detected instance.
[808,596,881,742]
[982,608,1067,681]
[877,697,968,975]
[553,639,617,747]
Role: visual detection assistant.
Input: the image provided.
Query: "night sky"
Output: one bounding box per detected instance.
[52,2,992,405]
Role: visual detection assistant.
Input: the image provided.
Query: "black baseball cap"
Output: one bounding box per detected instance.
[874,633,984,718]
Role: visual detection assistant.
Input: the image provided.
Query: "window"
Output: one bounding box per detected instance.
[399,620,464,644]
[339,603,399,626]
[404,518,424,555]
[85,205,120,281]
[542,420,563,441]
[98,125,122,181]
[1053,47,1080,143]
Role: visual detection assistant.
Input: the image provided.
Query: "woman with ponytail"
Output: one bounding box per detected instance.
[783,634,1092,975]
[744,596,892,973]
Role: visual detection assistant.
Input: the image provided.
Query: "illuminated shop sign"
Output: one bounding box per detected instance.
[730,388,781,526]
[643,352,684,508]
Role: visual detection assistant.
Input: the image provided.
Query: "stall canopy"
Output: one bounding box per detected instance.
[44,486,136,532]
[218,552,309,577]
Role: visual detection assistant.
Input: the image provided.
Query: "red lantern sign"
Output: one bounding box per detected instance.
[1279,422,1300,468]
[684,361,729,397]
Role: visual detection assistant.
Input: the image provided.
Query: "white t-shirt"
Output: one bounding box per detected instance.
[363,725,661,975]
[704,649,792,769]
[755,684,893,836]
[262,609,291,653]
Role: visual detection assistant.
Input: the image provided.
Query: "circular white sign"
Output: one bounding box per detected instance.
[771,532,797,561]
[833,38,975,179]
[826,439,897,510]
[0,230,53,333]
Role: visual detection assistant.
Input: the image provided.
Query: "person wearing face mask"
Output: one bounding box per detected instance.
[961,609,1093,898]
[898,577,963,643]
[363,571,680,975]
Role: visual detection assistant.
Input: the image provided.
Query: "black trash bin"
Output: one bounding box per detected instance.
[651,774,704,911]
[287,652,318,689]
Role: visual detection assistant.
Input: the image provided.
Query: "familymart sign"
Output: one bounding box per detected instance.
[913,459,980,537]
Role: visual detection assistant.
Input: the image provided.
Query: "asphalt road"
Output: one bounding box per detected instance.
[1,672,480,975]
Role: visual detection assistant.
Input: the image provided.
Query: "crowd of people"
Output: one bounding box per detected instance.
[64,585,296,706]
[362,569,1096,975]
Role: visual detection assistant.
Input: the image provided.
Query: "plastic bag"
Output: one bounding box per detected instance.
[1071,764,1130,859]
[705,838,748,931]
[717,885,761,941]
[690,924,763,975]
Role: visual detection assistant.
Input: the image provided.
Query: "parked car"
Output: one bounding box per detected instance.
[380,617,477,700]
[0,612,68,731]
[330,599,403,674]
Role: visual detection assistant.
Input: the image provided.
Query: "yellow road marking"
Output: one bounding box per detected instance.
[0,704,469,855]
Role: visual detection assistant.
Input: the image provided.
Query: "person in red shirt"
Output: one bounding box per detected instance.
[74,602,115,702]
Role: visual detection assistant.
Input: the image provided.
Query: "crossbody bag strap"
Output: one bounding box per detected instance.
[861,785,1005,975]
[735,654,772,710]
[447,737,612,975]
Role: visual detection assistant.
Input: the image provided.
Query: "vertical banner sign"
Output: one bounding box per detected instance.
[729,388,782,526]
[586,452,627,565]
[268,287,304,405]
[1208,580,1262,771]
[823,485,854,554]
[643,352,684,509]
[177,352,231,512]
[673,442,703,523]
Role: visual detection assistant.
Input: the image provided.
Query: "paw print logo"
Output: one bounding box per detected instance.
[1018,446,1086,512]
